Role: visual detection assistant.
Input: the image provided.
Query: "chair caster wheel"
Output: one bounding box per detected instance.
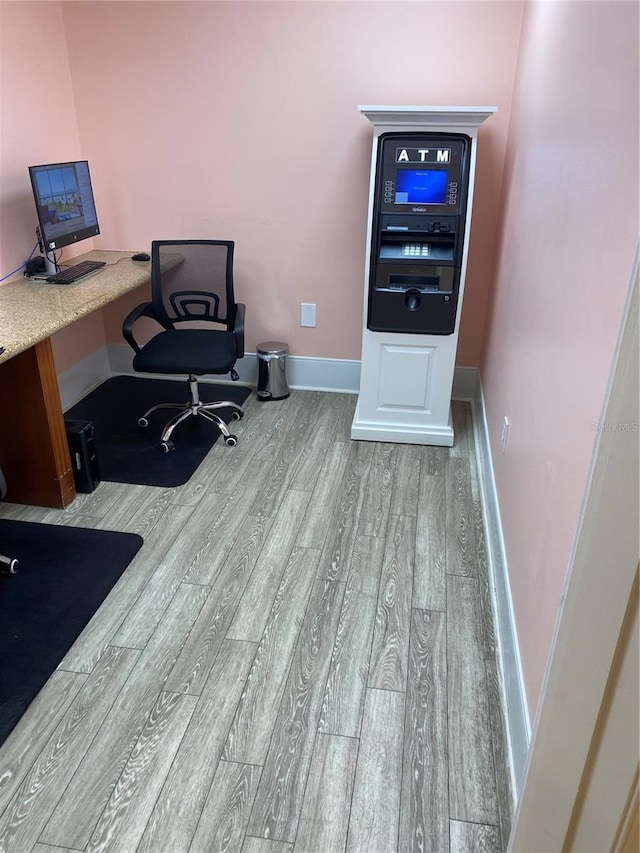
[161,440,175,453]
[224,434,238,447]
[0,558,18,575]
[138,417,149,428]
[232,411,243,421]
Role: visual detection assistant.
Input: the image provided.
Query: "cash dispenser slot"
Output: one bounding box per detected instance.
[389,274,440,291]
[374,266,455,294]
[388,273,446,292]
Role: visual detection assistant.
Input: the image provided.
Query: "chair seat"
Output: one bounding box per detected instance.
[132,328,238,376]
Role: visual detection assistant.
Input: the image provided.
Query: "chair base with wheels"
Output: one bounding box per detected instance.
[139,374,244,453]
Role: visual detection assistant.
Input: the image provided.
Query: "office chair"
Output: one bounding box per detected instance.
[122,240,246,453]
[0,465,18,574]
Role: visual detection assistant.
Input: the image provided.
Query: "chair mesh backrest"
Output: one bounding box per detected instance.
[151,240,235,330]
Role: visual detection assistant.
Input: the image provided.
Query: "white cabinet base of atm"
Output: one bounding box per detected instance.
[351,327,458,446]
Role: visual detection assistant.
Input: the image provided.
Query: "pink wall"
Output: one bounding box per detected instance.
[0,1,106,373]
[0,2,80,272]
[58,0,523,362]
[481,1,639,717]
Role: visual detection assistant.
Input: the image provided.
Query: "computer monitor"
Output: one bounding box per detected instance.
[28,160,100,273]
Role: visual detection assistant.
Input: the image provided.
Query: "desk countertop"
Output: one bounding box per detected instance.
[0,250,151,365]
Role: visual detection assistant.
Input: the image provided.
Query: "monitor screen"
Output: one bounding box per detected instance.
[394,169,448,205]
[28,160,100,252]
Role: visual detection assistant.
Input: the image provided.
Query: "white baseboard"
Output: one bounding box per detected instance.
[58,347,112,411]
[286,354,361,393]
[106,345,361,394]
[459,367,531,799]
[452,365,481,400]
[65,346,477,402]
[58,348,529,794]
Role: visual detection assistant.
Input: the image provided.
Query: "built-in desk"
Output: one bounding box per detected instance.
[0,250,151,508]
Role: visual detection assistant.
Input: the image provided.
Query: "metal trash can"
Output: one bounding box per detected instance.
[256,341,290,401]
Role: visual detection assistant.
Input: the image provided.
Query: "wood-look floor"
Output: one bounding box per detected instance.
[0,390,512,853]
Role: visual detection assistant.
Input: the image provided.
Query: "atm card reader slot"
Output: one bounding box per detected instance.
[380,214,457,234]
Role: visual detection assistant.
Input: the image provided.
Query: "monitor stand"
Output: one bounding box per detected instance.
[43,247,57,275]
[31,227,59,278]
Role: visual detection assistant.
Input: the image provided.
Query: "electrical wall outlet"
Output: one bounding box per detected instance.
[301,303,316,327]
[500,415,510,453]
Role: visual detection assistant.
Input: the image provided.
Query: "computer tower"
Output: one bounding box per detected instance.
[65,419,101,494]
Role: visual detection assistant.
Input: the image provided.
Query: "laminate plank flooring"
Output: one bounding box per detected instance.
[71,503,196,666]
[190,760,262,852]
[318,534,384,738]
[86,689,198,853]
[0,645,138,853]
[137,639,256,853]
[248,391,327,515]
[413,471,446,611]
[446,457,477,577]
[246,579,344,843]
[222,547,321,765]
[346,687,405,853]
[296,442,351,550]
[0,671,86,817]
[225,491,311,644]
[358,442,398,538]
[317,440,373,583]
[0,390,512,853]
[41,584,210,850]
[368,514,415,692]
[400,609,448,853]
[449,820,502,853]
[295,733,358,853]
[447,574,500,826]
[243,838,293,853]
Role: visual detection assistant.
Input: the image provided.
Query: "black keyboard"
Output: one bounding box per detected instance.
[46,260,106,284]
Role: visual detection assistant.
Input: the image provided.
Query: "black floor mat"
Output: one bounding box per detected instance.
[64,376,251,488]
[0,520,143,745]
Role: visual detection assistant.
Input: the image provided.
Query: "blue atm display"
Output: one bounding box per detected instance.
[394,169,447,205]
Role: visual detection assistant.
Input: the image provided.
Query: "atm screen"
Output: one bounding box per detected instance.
[394,169,448,204]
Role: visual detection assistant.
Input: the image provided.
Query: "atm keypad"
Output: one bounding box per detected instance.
[403,243,430,257]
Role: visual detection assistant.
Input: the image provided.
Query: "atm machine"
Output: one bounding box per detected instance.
[351,106,496,446]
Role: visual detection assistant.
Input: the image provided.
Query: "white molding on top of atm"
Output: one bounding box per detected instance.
[358,105,498,127]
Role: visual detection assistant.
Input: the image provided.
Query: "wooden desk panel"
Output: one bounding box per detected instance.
[0,339,75,507]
